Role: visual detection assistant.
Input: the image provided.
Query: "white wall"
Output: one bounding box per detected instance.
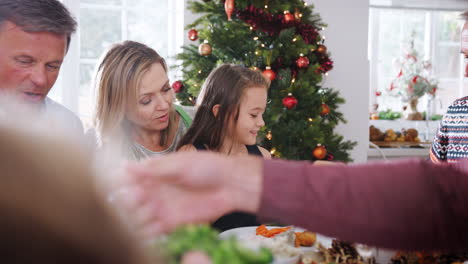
[183,0,371,163]
[307,0,370,163]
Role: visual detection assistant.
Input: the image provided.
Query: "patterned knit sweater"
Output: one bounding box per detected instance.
[430,96,468,163]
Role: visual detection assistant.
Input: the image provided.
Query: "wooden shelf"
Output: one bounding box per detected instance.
[370,141,431,148]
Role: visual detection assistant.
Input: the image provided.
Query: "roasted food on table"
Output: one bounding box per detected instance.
[295,231,317,247]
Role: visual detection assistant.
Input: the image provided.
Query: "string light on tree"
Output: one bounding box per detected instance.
[294,8,302,21]
[188,96,195,105]
[266,131,273,140]
[313,144,327,160]
[270,148,277,155]
[188,29,198,41]
[282,93,298,109]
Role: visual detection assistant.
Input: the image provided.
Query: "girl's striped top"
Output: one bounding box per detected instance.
[430,96,468,163]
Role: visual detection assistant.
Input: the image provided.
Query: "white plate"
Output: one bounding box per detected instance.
[219,226,333,264]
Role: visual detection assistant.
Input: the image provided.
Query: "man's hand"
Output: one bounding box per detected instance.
[117,152,263,237]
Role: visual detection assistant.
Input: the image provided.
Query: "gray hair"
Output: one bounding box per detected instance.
[0,0,77,49]
[461,10,468,20]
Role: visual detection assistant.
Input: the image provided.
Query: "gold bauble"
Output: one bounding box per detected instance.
[198,41,212,56]
[317,44,327,54]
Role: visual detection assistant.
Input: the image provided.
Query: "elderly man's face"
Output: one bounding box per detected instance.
[0,21,67,105]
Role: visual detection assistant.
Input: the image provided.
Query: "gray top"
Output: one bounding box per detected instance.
[126,113,190,161]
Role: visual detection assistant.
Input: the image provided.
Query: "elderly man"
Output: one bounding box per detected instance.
[0,0,82,134]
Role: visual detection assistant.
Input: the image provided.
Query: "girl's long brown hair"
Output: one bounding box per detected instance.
[177,64,269,152]
[94,41,176,148]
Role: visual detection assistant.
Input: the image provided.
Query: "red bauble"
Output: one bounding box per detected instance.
[188,29,198,41]
[296,54,309,68]
[320,103,330,116]
[282,93,298,110]
[262,66,276,81]
[225,0,235,21]
[375,91,382,96]
[283,11,294,23]
[171,81,183,93]
[313,144,327,160]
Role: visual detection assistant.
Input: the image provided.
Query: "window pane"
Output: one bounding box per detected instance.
[437,80,462,110]
[80,63,95,98]
[79,63,96,117]
[377,9,426,79]
[130,0,164,8]
[80,8,122,59]
[437,12,461,42]
[127,3,170,58]
[81,0,122,5]
[433,45,460,79]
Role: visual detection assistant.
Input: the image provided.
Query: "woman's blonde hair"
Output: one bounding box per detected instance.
[94,41,176,149]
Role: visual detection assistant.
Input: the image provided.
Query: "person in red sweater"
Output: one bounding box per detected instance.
[122,152,468,252]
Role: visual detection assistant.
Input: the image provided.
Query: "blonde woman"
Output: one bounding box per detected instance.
[94,41,193,160]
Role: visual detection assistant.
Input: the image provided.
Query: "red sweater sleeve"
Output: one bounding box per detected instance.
[258,158,468,251]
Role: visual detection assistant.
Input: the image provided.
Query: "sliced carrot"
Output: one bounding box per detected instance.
[256,225,291,237]
[256,224,269,236]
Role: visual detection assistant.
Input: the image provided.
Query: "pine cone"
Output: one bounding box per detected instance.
[437,253,468,264]
[331,240,359,259]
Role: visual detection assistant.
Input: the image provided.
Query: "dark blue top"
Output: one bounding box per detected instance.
[192,142,263,231]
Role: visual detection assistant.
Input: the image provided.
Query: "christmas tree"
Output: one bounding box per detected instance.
[385,35,438,120]
[173,0,356,162]
[388,37,438,103]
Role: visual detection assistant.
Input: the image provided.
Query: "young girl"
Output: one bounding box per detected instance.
[94,41,193,160]
[177,64,271,231]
